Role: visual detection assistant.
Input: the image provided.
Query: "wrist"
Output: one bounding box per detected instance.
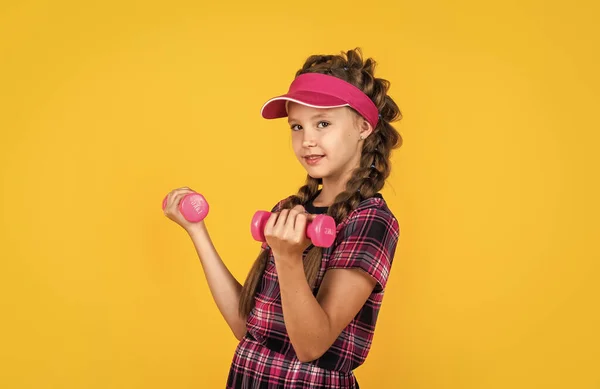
[185,221,207,237]
[274,253,304,270]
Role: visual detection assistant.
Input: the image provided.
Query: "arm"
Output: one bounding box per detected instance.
[276,258,376,362]
[186,222,247,340]
[265,205,398,362]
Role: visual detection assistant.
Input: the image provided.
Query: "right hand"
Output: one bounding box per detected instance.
[163,187,204,232]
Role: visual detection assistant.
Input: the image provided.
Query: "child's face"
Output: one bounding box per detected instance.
[287,102,369,181]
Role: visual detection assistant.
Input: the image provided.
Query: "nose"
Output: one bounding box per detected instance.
[302,128,317,148]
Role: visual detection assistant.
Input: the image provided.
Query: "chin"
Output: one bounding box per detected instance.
[305,171,325,179]
[303,166,327,179]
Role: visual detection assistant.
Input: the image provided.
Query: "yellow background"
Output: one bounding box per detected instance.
[1,0,598,388]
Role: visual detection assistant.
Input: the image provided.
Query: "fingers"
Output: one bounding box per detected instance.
[278,206,305,234]
[293,213,308,239]
[289,205,307,231]
[272,209,289,238]
[290,205,306,214]
[264,205,310,244]
[305,213,317,223]
[164,187,195,216]
[264,211,282,239]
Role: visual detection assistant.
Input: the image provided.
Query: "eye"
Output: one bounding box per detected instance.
[290,124,302,131]
[317,121,330,128]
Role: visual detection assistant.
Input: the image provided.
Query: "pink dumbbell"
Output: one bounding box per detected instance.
[250,211,337,248]
[162,192,209,223]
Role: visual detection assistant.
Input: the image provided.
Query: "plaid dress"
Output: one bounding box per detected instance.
[227,193,400,389]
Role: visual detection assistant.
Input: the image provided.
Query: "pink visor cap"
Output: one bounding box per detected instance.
[260,73,380,128]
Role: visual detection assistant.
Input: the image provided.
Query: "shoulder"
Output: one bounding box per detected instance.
[328,195,399,292]
[337,195,399,240]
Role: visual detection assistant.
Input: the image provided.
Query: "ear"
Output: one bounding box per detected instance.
[358,117,374,140]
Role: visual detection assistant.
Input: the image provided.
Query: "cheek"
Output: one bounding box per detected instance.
[321,133,346,159]
[335,130,355,147]
[291,137,303,157]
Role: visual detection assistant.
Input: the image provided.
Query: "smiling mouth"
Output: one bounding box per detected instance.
[304,155,324,165]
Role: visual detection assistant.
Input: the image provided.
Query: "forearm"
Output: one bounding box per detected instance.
[275,254,332,362]
[187,224,246,340]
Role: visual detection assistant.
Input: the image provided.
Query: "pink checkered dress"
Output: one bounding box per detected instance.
[227,193,400,389]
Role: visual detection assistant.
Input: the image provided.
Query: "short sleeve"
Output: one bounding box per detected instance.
[328,207,400,292]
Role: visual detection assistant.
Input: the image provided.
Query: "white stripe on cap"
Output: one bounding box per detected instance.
[260,97,349,116]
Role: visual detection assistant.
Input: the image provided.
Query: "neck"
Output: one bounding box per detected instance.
[312,167,355,207]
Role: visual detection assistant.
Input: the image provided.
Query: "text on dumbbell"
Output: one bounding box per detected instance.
[191,199,203,213]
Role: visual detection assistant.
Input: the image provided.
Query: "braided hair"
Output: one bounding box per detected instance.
[239,48,402,317]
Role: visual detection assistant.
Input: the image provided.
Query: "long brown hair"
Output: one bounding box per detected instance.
[239,48,403,318]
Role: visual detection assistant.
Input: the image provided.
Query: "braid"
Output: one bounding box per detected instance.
[329,128,387,224]
[239,176,321,317]
[302,49,402,289]
[240,48,403,316]
[281,176,321,209]
[278,176,322,287]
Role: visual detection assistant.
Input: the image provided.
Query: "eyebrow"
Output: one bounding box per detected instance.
[288,112,332,123]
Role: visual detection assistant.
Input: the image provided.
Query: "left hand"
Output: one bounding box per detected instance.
[264,205,316,260]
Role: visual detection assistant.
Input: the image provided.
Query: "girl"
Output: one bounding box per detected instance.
[163,48,402,389]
